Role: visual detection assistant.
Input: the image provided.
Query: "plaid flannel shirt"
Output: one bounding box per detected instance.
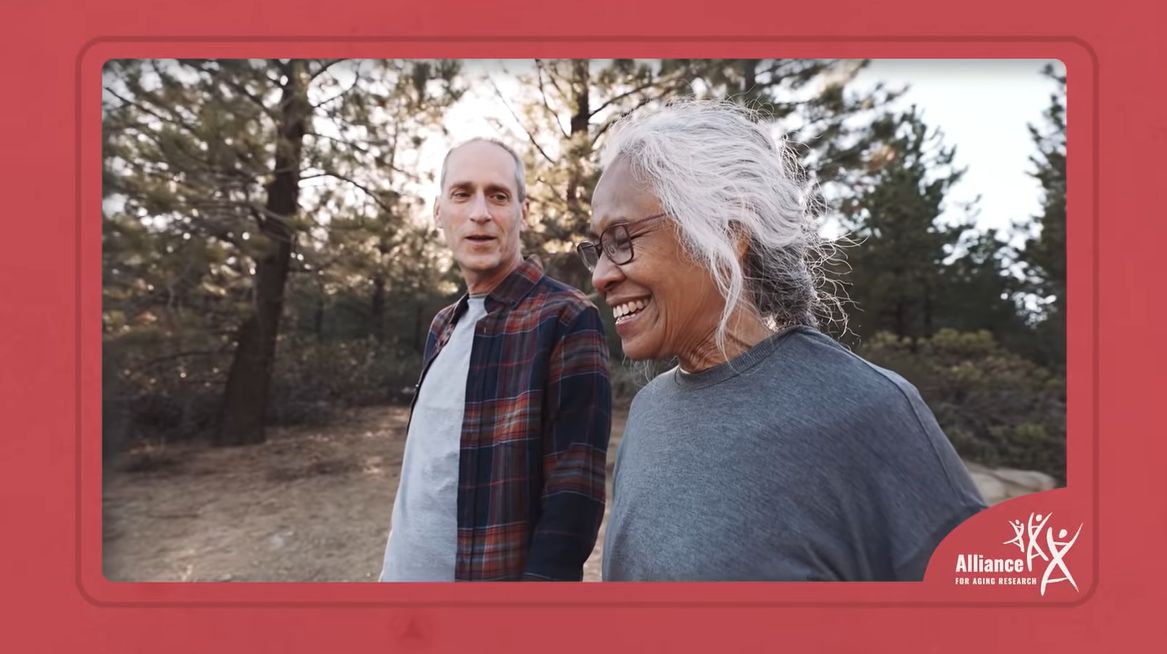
[411,257,611,581]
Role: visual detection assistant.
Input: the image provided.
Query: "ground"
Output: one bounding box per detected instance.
[103,403,1035,583]
[103,404,625,582]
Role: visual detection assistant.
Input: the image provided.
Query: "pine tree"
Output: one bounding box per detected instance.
[490,59,699,291]
[102,59,463,445]
[1020,64,1067,367]
[939,227,1035,355]
[489,59,897,293]
[838,106,969,343]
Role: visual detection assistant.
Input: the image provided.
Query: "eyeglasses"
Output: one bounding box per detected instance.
[575,212,668,272]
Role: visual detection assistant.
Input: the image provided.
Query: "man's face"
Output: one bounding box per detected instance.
[589,157,727,367]
[435,141,528,294]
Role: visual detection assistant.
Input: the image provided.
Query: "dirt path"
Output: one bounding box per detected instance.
[103,404,1035,582]
[103,404,624,582]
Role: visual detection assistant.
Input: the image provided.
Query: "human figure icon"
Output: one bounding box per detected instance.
[1004,519,1025,553]
[1041,524,1082,596]
[1025,512,1051,571]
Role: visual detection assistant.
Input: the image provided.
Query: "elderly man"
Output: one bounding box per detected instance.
[580,101,985,581]
[380,138,611,581]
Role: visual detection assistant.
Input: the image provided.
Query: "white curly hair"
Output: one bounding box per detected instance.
[599,98,845,352]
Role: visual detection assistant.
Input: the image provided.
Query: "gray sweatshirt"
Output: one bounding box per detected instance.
[602,326,985,581]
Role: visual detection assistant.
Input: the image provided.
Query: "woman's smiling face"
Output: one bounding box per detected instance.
[589,157,728,369]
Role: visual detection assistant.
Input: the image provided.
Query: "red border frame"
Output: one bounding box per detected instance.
[8,0,1166,648]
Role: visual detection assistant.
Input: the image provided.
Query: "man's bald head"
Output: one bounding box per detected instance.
[439,138,527,202]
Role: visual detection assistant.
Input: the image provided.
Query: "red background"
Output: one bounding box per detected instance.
[1,0,1163,650]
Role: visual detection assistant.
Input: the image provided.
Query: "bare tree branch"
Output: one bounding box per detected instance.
[534,61,570,140]
[487,77,555,165]
[591,93,662,147]
[299,170,397,213]
[588,75,678,120]
[312,62,362,109]
[308,59,349,82]
[186,61,281,122]
[103,87,198,137]
[147,60,203,127]
[304,131,373,155]
[536,60,570,106]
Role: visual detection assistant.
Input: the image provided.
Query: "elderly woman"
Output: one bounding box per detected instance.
[579,100,986,581]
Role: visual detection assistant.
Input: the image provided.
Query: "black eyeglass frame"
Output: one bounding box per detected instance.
[575,212,668,272]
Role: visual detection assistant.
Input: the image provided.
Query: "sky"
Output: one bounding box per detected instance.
[853,59,1065,235]
[423,59,1066,241]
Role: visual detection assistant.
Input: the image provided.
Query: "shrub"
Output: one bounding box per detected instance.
[266,336,421,425]
[858,329,1066,482]
[103,332,423,449]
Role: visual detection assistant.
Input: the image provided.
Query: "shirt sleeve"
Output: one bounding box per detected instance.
[521,303,612,581]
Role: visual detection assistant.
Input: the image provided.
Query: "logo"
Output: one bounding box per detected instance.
[953,512,1083,596]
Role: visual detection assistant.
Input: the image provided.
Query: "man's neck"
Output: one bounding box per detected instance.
[463,257,524,296]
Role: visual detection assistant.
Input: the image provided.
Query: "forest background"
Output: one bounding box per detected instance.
[100,59,1067,580]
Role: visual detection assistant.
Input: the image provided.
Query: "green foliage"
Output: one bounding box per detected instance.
[858,329,1066,482]
[104,330,426,445]
[1018,64,1067,368]
[103,333,229,448]
[500,59,894,291]
[100,59,1066,475]
[833,103,1049,368]
[103,59,465,445]
[837,106,967,340]
[267,337,422,425]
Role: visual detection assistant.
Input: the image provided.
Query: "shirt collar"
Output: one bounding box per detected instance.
[445,256,545,329]
[482,255,544,312]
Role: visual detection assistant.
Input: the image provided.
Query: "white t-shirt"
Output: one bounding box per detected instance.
[380,296,488,581]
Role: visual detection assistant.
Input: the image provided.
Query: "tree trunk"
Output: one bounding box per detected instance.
[569,60,590,137]
[564,60,591,238]
[741,59,759,100]
[215,61,310,446]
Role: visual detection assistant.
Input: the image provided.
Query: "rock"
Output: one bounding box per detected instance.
[992,468,1058,493]
[963,461,1059,505]
[968,471,1010,505]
